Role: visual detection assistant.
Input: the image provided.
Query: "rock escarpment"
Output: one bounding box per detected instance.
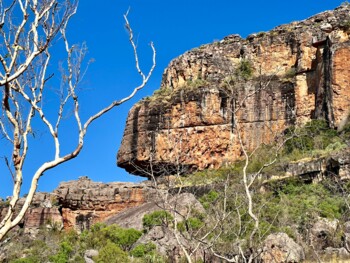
[0,177,159,233]
[118,5,350,177]
[54,176,158,231]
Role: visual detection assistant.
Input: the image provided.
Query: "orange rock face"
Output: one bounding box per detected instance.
[24,207,62,230]
[54,176,157,232]
[0,178,159,233]
[117,6,350,177]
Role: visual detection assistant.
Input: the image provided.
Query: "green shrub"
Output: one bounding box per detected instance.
[49,241,73,263]
[95,241,129,263]
[143,211,174,231]
[10,257,39,263]
[80,223,141,251]
[199,190,219,209]
[236,59,253,80]
[102,225,142,251]
[177,217,204,232]
[130,242,157,258]
[153,87,172,97]
[284,119,340,156]
[184,78,208,89]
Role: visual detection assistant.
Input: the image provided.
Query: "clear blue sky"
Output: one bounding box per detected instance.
[0,0,344,197]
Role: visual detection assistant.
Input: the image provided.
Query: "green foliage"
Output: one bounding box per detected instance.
[49,241,73,263]
[143,210,174,231]
[10,258,38,263]
[196,176,350,255]
[199,190,219,209]
[80,223,141,251]
[6,223,144,262]
[183,78,208,90]
[265,178,347,227]
[283,120,344,159]
[152,87,172,98]
[102,225,142,251]
[130,242,157,258]
[95,241,129,263]
[177,217,204,232]
[236,59,253,80]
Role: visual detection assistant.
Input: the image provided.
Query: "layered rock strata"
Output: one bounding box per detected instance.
[0,177,159,233]
[118,5,350,177]
[54,176,158,231]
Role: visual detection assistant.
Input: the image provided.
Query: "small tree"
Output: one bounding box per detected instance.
[0,1,156,240]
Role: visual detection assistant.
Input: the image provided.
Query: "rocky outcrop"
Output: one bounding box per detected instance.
[0,192,61,234]
[24,207,63,234]
[53,176,159,232]
[134,225,207,262]
[105,192,205,230]
[84,249,99,263]
[0,177,160,233]
[267,149,350,182]
[309,217,339,251]
[118,5,350,177]
[261,232,305,263]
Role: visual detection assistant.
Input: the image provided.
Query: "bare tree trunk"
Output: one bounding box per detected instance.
[0,1,156,241]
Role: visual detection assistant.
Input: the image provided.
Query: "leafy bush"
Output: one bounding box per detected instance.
[102,225,142,251]
[95,241,129,263]
[80,223,141,251]
[130,242,157,258]
[199,190,219,209]
[177,217,204,232]
[143,210,174,231]
[10,257,39,263]
[266,178,347,225]
[236,59,253,80]
[49,241,73,263]
[283,119,341,157]
[184,78,208,90]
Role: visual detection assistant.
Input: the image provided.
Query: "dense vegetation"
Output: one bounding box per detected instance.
[5,223,164,263]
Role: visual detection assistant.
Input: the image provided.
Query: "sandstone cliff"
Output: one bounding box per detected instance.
[54,176,159,231]
[0,177,159,233]
[117,5,350,177]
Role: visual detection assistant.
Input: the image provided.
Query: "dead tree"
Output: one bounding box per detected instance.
[0,1,155,240]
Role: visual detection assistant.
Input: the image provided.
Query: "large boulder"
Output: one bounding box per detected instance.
[309,217,338,251]
[260,232,305,263]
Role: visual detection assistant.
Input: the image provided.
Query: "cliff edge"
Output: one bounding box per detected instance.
[118,5,350,177]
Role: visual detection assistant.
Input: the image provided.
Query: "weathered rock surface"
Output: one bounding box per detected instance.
[105,192,205,230]
[84,249,98,263]
[53,176,158,232]
[0,177,160,233]
[269,149,350,181]
[135,225,206,262]
[118,5,350,177]
[310,217,339,251]
[24,207,63,233]
[261,232,305,263]
[0,192,61,234]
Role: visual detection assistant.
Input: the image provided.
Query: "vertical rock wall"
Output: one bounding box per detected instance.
[118,5,350,177]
